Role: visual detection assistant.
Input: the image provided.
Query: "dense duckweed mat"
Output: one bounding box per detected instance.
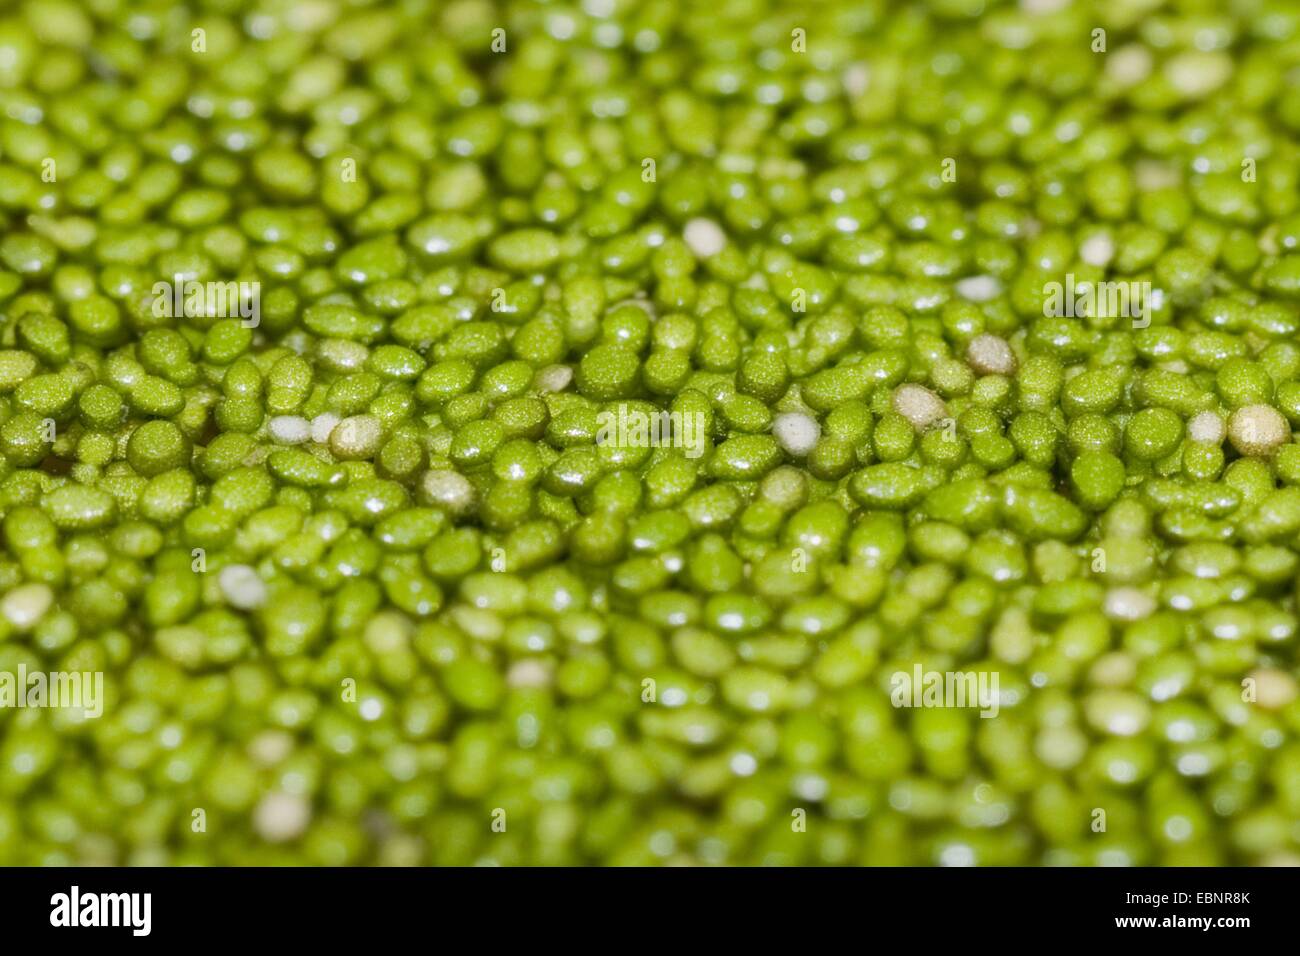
[0,0,1299,866]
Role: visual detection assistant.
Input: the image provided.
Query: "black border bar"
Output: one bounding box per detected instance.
[0,866,1278,943]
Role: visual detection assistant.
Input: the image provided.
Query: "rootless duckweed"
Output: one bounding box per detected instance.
[0,0,1297,869]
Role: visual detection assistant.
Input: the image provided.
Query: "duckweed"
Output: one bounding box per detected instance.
[0,0,1297,869]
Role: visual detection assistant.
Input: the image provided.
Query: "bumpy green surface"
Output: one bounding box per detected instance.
[1,0,1299,866]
